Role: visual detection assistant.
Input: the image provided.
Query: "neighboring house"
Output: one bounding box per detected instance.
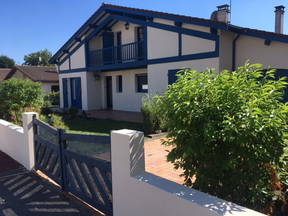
[0,65,59,94]
[0,68,12,82]
[50,4,288,112]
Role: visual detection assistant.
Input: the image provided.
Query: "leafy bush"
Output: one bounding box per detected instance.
[141,96,163,134]
[40,114,67,129]
[0,78,43,124]
[44,91,60,106]
[157,63,288,211]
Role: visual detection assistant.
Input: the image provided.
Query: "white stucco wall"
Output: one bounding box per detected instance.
[236,35,288,68]
[59,58,69,71]
[111,129,265,216]
[101,68,148,112]
[148,57,219,95]
[182,34,215,55]
[41,82,58,94]
[70,44,86,69]
[86,72,102,110]
[0,113,37,170]
[59,72,88,110]
[219,30,234,71]
[148,27,179,59]
[182,23,211,33]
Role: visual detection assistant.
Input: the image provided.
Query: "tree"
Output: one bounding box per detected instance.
[157,63,288,211]
[23,49,53,66]
[0,55,15,68]
[0,78,43,124]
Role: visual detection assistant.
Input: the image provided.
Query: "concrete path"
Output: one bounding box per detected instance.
[0,151,101,216]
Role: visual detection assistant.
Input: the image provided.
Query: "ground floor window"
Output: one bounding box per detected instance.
[136,74,148,93]
[51,85,59,92]
[116,75,123,92]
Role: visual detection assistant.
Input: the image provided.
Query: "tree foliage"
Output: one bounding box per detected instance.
[157,63,288,211]
[0,55,15,68]
[23,49,53,66]
[0,78,43,124]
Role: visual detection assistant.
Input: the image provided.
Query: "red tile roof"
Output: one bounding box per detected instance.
[14,65,58,83]
[0,68,12,81]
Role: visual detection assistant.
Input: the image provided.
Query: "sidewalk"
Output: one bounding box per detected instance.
[0,151,102,216]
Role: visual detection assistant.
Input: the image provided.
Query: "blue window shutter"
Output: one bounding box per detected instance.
[62,78,68,108]
[168,69,179,85]
[75,77,82,109]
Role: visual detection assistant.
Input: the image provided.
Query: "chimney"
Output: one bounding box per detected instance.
[275,5,285,34]
[211,4,230,24]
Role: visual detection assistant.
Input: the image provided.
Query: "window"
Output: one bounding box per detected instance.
[116,75,123,93]
[168,69,179,85]
[136,26,144,42]
[51,85,59,92]
[136,74,148,93]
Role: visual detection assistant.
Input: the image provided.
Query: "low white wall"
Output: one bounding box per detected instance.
[111,129,265,216]
[0,113,37,170]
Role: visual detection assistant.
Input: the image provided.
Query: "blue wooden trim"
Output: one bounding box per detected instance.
[178,33,181,56]
[111,14,219,41]
[229,27,288,43]
[59,68,87,74]
[33,118,58,135]
[87,60,147,72]
[103,6,227,29]
[143,26,148,60]
[68,56,71,70]
[63,133,110,144]
[58,17,114,65]
[84,42,89,68]
[148,51,218,64]
[50,7,106,63]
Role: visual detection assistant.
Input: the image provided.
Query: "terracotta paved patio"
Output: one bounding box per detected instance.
[144,138,185,184]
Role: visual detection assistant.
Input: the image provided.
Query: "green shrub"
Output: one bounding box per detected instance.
[157,63,288,211]
[44,91,60,106]
[141,96,163,134]
[40,114,67,129]
[0,78,43,124]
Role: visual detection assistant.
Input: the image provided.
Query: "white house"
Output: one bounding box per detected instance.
[50,4,288,112]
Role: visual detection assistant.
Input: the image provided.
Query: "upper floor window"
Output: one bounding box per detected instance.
[136,74,148,93]
[116,75,123,93]
[136,27,144,42]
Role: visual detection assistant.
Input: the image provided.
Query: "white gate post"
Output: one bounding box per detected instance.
[22,112,38,170]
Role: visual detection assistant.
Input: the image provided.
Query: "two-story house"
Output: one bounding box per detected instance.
[50,4,288,112]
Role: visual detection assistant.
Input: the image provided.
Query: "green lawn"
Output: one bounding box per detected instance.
[63,118,143,136]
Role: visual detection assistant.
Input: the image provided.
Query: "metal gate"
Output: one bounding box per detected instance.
[33,118,113,215]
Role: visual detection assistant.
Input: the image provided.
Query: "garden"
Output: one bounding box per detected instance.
[0,62,288,215]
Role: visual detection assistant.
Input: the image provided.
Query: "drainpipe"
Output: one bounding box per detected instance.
[232,33,240,71]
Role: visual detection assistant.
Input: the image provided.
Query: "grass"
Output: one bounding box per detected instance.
[63,117,143,136]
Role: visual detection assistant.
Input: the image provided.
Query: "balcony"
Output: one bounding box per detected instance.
[87,41,145,69]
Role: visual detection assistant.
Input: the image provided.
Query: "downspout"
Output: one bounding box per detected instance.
[232,33,241,71]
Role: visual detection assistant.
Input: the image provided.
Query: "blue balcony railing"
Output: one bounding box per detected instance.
[88,41,145,68]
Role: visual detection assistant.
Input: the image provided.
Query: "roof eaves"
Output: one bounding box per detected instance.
[49,6,107,64]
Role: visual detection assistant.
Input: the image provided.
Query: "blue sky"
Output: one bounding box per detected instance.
[1,0,287,64]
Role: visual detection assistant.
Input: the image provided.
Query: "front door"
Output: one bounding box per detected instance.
[102,32,114,64]
[70,77,82,109]
[106,76,113,109]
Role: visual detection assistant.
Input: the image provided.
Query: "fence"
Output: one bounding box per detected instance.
[0,113,265,216]
[33,118,113,215]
